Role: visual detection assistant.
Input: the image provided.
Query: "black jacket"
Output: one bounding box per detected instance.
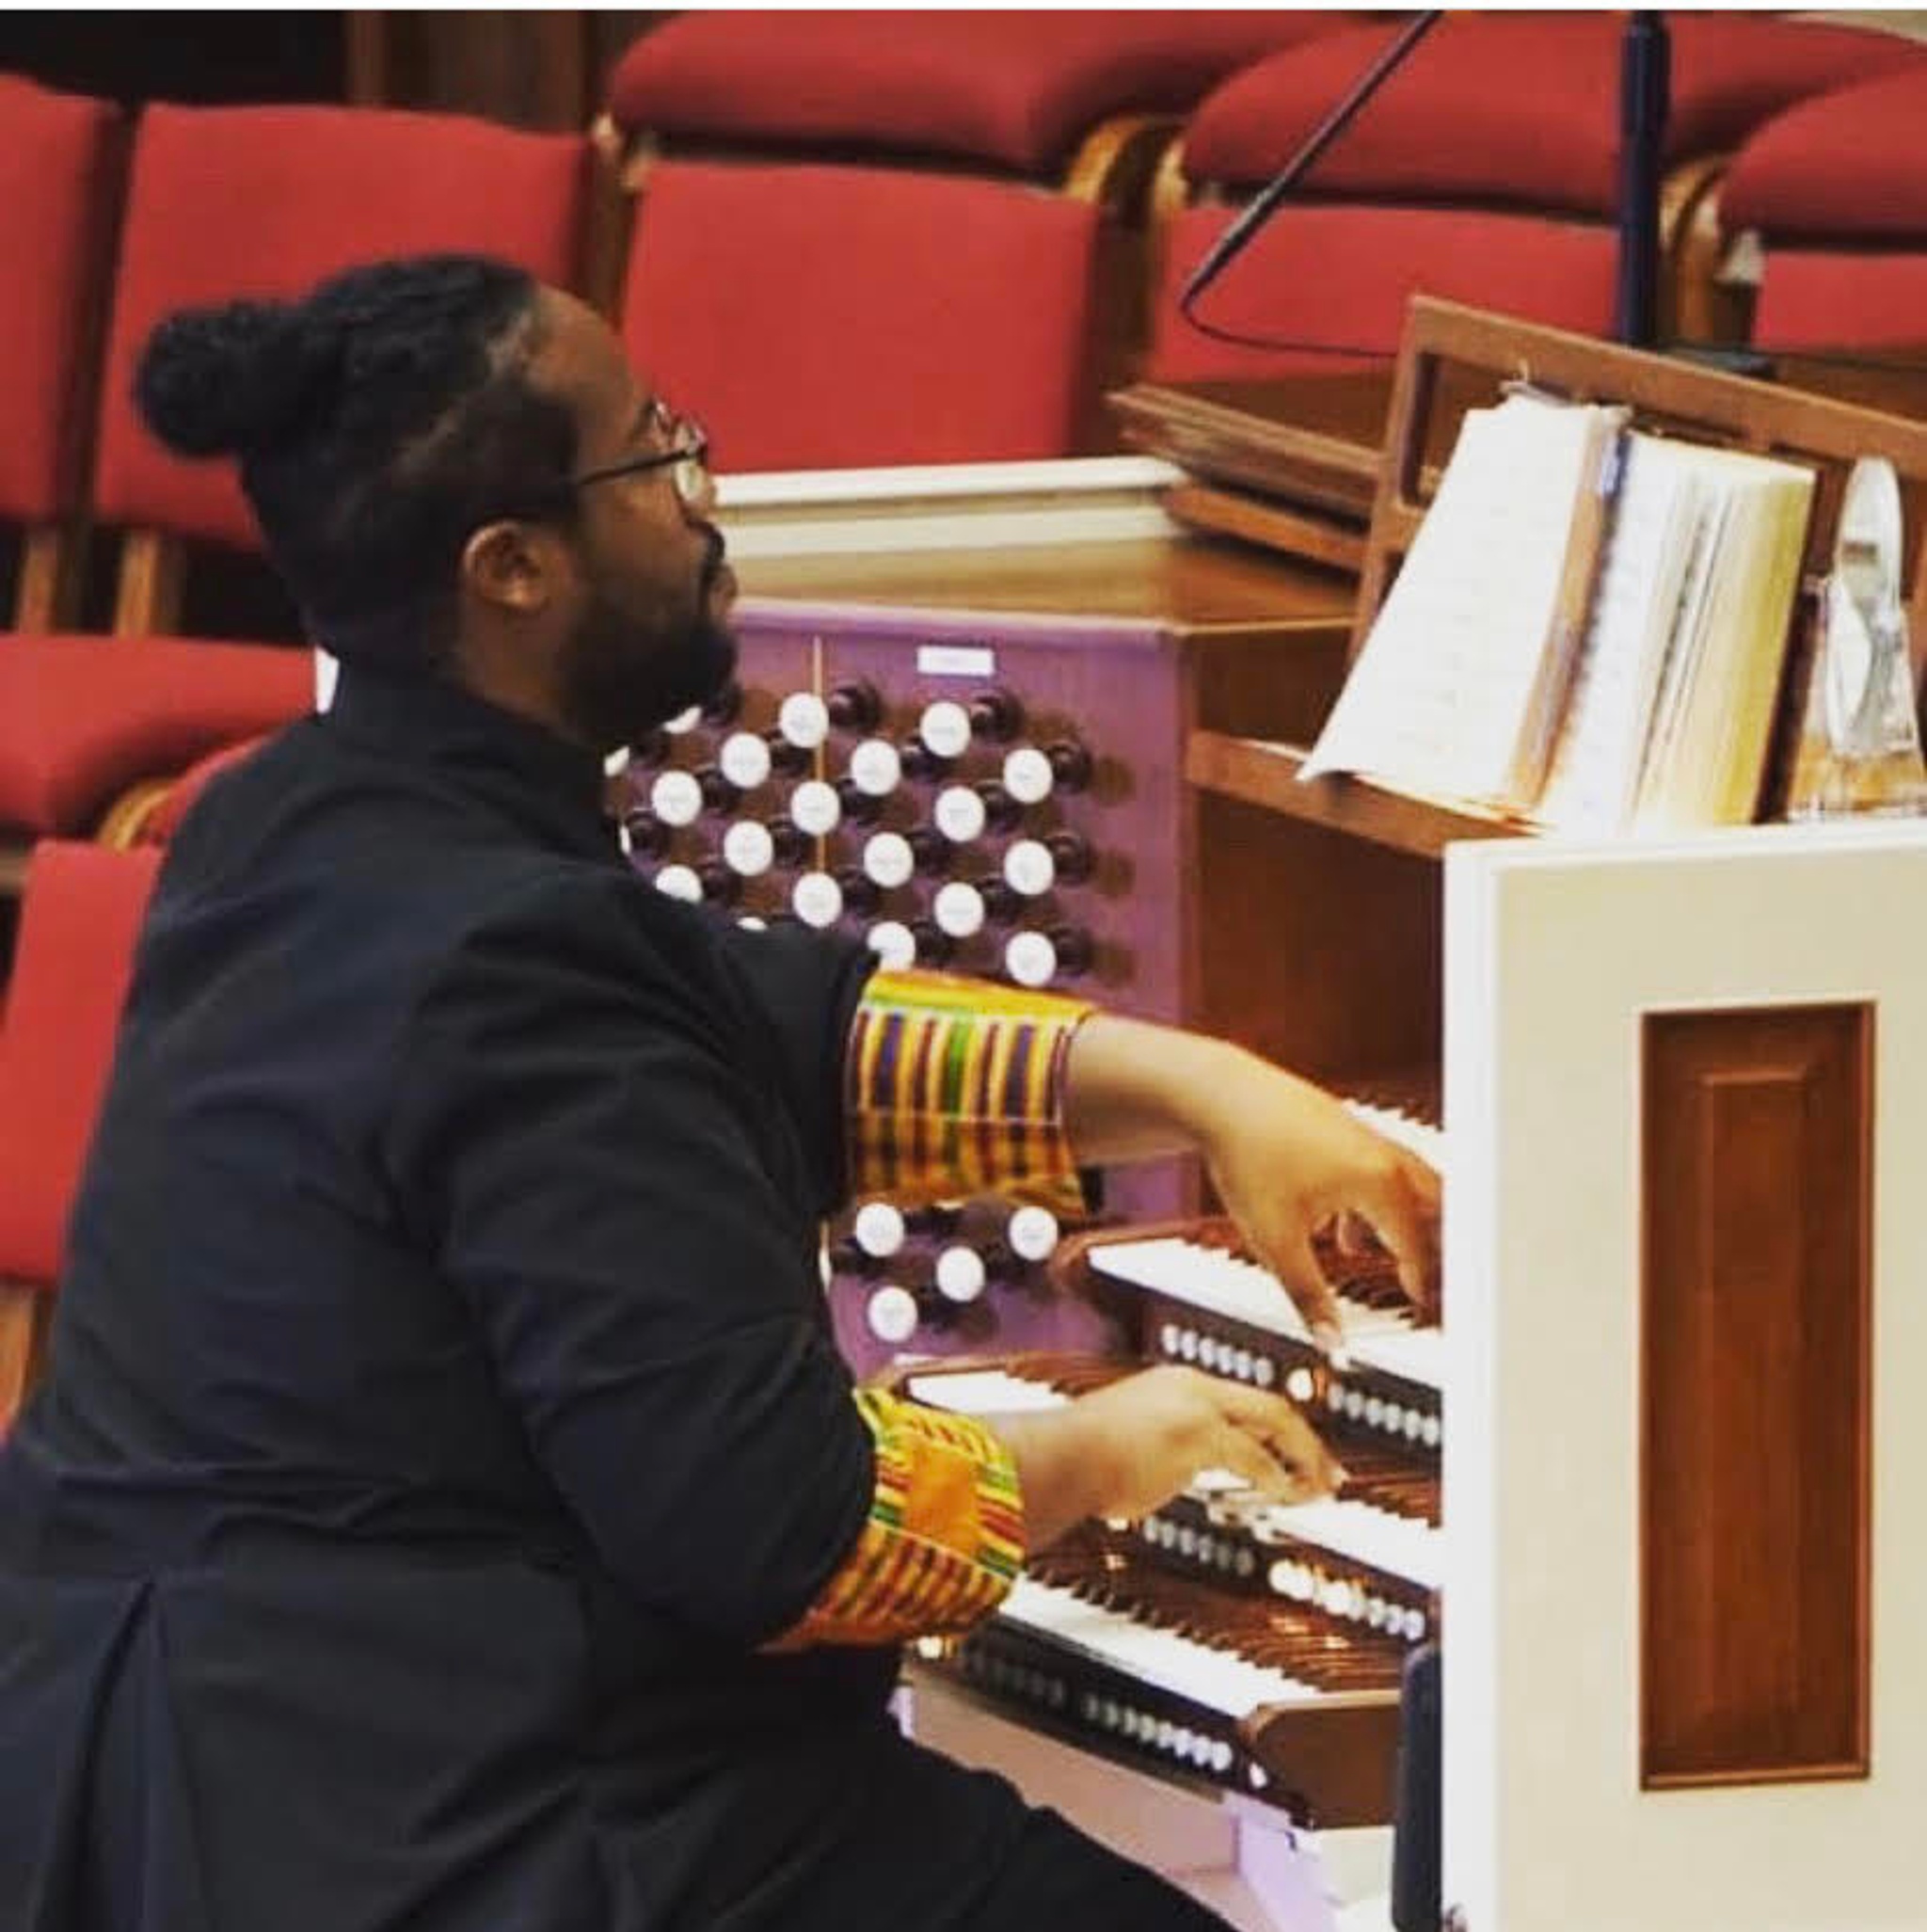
[0,667,1036,1932]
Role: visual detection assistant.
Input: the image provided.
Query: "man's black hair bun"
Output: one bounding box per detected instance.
[134,297,338,459]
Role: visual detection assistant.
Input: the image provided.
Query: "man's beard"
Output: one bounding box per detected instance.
[558,544,738,751]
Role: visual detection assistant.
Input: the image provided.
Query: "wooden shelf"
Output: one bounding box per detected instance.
[1185,729,1520,860]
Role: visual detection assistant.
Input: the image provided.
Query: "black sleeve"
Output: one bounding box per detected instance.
[707,916,876,1218]
[384,871,873,1648]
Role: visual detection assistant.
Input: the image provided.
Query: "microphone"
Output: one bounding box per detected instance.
[1180,10,1444,323]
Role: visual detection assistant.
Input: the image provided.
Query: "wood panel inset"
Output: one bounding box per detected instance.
[1642,1003,1871,1788]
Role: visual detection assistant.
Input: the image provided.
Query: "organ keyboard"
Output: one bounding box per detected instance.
[901,1174,1443,1836]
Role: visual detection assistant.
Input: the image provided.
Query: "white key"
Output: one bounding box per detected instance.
[1085,1237,1441,1397]
[1228,1495,1442,1593]
[906,1368,1066,1413]
[996,1577,1316,1719]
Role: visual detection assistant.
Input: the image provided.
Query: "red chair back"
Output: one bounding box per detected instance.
[0,75,120,533]
[1723,66,1927,353]
[92,104,593,555]
[610,10,1371,180]
[1155,11,1910,382]
[617,158,1104,467]
[623,159,1100,471]
[0,839,161,1427]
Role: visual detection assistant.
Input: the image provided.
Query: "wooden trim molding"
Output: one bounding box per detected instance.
[0,1280,51,1429]
[1640,1002,1872,1788]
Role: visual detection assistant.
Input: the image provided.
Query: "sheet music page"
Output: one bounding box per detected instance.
[1622,439,1811,828]
[1300,395,1615,809]
[1537,437,1705,832]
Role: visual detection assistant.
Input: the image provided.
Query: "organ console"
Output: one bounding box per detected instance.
[668,315,1927,1929]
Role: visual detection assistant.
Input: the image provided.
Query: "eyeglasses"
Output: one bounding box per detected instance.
[567,399,713,515]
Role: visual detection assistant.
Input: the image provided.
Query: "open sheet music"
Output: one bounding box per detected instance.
[1302,391,1815,829]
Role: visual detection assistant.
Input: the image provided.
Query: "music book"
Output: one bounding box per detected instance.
[1300,392,1815,830]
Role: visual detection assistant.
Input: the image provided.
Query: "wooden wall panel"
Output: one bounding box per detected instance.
[1641,1002,1872,1788]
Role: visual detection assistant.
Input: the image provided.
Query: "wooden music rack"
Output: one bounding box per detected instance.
[1188,295,1927,855]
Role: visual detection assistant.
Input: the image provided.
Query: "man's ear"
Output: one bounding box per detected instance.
[460,519,560,617]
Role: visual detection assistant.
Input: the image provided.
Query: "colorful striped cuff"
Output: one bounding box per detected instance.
[844,969,1092,1214]
[765,1387,1025,1650]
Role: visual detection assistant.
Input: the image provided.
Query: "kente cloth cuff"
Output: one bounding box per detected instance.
[843,968,1092,1216]
[763,1387,1024,1650]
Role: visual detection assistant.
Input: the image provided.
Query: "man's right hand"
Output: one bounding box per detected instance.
[991,1365,1343,1556]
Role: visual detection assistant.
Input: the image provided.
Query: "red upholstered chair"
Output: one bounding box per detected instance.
[0,104,593,871]
[93,101,594,635]
[606,11,1368,198]
[621,159,1104,470]
[0,75,123,631]
[1719,66,1927,354]
[1148,11,1910,384]
[604,12,1372,459]
[98,733,272,853]
[0,840,161,1429]
[0,639,311,859]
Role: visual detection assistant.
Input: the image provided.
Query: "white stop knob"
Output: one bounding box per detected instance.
[853,1201,907,1258]
[778,691,829,750]
[919,699,971,759]
[788,778,841,837]
[866,920,916,970]
[650,769,704,828]
[653,864,703,904]
[866,1284,920,1345]
[718,731,772,791]
[791,871,844,928]
[1002,838,1055,898]
[723,821,775,877]
[1005,930,1058,987]
[934,785,987,844]
[663,705,702,737]
[934,1245,988,1304]
[1008,1205,1060,1262]
[1002,745,1054,805]
[863,832,915,890]
[847,738,902,798]
[737,914,768,932]
[933,882,986,939]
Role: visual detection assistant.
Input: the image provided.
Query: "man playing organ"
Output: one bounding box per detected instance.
[0,255,1438,1932]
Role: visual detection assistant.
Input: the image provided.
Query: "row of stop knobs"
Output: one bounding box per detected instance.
[627,681,1101,984]
[834,1200,1064,1344]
